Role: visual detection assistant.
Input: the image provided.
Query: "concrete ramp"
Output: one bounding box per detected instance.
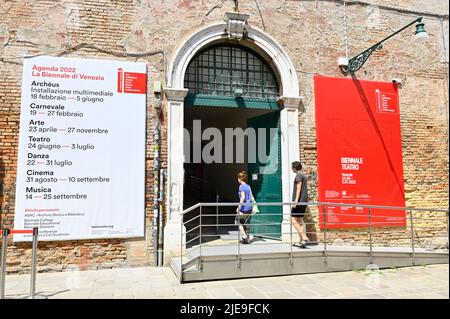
[171,243,448,282]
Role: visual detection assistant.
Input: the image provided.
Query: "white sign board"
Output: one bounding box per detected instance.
[14,56,147,241]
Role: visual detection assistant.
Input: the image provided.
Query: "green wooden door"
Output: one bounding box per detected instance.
[247,111,282,239]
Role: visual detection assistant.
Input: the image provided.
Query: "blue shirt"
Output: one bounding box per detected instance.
[238,183,252,212]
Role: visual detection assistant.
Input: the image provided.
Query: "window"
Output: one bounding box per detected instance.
[184,44,279,99]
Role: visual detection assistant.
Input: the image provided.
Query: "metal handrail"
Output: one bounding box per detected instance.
[181,217,447,236]
[184,214,201,225]
[189,212,447,220]
[196,233,443,241]
[182,220,446,234]
[185,235,201,246]
[192,212,448,219]
[181,201,449,213]
[179,201,449,283]
[185,224,201,235]
[182,203,201,215]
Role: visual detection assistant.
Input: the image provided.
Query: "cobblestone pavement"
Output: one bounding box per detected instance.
[3,264,448,299]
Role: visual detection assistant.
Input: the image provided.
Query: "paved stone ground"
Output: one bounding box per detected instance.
[2,264,448,299]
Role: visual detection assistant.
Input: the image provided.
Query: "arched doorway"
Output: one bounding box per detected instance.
[163,20,303,264]
[183,43,283,244]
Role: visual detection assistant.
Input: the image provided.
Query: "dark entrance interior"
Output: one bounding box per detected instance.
[181,43,282,246]
[183,106,278,242]
[183,106,284,246]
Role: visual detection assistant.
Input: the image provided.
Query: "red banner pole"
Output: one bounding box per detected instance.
[29,228,39,299]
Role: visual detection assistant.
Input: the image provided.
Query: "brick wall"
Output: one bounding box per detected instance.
[0,0,448,273]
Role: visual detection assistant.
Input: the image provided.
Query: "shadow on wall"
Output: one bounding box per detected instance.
[351,75,405,202]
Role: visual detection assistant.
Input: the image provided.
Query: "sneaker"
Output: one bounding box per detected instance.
[306,240,318,246]
[297,240,308,248]
[241,237,250,244]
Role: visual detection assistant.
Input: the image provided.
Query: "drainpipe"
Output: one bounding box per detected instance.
[158,168,164,266]
[153,127,160,266]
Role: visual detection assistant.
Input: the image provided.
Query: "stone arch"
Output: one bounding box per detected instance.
[168,23,300,99]
[163,21,302,265]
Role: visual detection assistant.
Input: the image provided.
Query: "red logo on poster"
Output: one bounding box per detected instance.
[117,68,146,94]
[117,68,123,93]
[314,76,406,229]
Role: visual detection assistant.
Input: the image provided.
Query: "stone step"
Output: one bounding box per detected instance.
[171,243,449,282]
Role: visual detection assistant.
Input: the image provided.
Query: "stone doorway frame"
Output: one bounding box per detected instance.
[163,22,303,265]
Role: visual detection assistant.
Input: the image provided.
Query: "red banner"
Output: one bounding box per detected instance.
[314,76,406,229]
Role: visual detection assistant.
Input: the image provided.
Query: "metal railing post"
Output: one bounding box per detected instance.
[29,227,38,299]
[199,205,203,271]
[289,204,293,266]
[237,211,241,269]
[216,194,219,234]
[1,228,9,299]
[409,209,416,265]
[322,205,327,265]
[368,208,373,265]
[180,212,183,284]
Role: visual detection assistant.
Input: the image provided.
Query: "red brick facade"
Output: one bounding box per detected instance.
[0,0,448,273]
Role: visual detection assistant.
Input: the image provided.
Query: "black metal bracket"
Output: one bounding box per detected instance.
[346,17,423,74]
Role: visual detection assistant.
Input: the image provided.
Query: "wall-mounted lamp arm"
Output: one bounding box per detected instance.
[346,17,423,74]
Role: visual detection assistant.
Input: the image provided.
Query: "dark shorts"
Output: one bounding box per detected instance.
[291,204,307,217]
[235,212,252,226]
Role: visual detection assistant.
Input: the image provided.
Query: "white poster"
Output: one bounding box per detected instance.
[14,56,147,241]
